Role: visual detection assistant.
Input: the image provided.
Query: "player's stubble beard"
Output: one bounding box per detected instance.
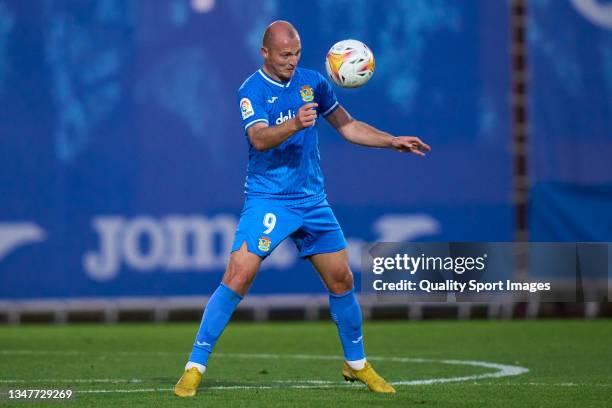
[267,62,295,83]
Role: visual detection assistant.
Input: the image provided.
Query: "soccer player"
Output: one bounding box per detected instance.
[174,20,430,397]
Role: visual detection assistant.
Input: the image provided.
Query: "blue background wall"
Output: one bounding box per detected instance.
[2,0,514,298]
[528,0,612,241]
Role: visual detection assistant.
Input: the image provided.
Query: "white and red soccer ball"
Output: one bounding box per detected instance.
[325,39,375,88]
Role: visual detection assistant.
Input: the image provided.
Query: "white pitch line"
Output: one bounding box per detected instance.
[472,382,612,387]
[71,388,174,394]
[0,350,529,392]
[0,378,143,383]
[212,352,530,386]
[0,350,180,356]
[74,385,342,394]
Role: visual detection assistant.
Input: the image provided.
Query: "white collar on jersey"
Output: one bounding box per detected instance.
[258,69,293,88]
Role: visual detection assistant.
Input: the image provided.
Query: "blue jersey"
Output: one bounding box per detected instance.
[237,67,339,203]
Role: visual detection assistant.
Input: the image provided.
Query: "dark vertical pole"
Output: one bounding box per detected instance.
[511,0,529,242]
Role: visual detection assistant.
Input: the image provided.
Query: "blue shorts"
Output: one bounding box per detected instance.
[231,197,347,259]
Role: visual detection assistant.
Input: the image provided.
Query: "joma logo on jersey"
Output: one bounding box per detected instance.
[275,110,295,125]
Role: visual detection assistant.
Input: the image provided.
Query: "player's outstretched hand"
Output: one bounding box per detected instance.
[295,103,318,130]
[391,136,431,157]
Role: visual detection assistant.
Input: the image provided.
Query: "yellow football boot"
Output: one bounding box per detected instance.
[174,367,203,397]
[342,361,396,393]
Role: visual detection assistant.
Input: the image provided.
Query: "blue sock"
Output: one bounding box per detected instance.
[188,283,243,366]
[329,288,365,361]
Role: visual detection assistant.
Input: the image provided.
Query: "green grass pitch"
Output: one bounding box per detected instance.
[1,320,611,407]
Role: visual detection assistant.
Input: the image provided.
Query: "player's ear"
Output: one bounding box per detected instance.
[260,47,269,59]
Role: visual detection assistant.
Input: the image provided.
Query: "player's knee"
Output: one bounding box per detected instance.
[223,253,258,293]
[224,265,253,292]
[224,272,251,293]
[327,266,354,294]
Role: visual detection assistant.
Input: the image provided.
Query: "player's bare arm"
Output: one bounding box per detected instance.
[247,102,318,151]
[325,105,431,156]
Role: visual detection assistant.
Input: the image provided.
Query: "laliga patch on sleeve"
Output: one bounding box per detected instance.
[240,97,255,120]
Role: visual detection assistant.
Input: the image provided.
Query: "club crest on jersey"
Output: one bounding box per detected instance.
[299,85,314,102]
[258,236,271,252]
[240,97,254,120]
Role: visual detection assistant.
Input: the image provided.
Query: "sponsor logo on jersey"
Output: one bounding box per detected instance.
[299,85,314,102]
[275,110,295,125]
[258,236,271,252]
[240,97,254,120]
[267,96,278,103]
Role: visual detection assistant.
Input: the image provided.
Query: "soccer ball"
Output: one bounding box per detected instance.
[325,39,375,88]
